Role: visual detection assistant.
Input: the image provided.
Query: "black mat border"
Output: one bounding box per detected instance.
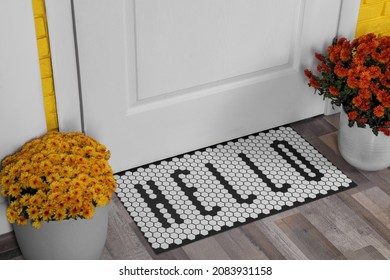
[115,125,357,254]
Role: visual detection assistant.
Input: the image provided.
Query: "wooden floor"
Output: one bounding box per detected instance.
[1,114,389,260]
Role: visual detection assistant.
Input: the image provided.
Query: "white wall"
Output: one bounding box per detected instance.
[0,0,47,234]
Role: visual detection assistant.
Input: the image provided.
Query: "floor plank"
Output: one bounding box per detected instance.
[352,187,390,229]
[257,212,308,260]
[301,190,390,259]
[239,222,286,260]
[214,227,270,259]
[344,245,387,260]
[182,236,231,260]
[0,232,22,260]
[275,213,344,259]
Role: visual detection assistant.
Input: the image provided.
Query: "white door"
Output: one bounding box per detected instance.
[0,0,47,234]
[72,0,348,172]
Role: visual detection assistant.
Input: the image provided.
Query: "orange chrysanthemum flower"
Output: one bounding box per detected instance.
[359,71,371,88]
[374,105,385,117]
[368,66,381,79]
[315,52,326,62]
[334,62,349,77]
[347,76,359,89]
[329,86,339,96]
[358,89,371,99]
[382,93,390,108]
[348,111,358,121]
[359,99,371,112]
[304,69,313,79]
[352,96,363,107]
[309,78,320,88]
[328,44,342,62]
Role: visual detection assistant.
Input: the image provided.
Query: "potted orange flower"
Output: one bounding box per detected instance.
[0,131,117,259]
[304,33,390,171]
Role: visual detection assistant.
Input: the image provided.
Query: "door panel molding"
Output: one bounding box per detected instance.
[133,0,302,100]
[125,0,307,114]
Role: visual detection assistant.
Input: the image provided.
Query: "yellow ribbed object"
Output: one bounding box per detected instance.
[356,0,390,37]
[32,0,59,131]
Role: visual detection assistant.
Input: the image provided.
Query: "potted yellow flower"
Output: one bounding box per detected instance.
[0,131,116,259]
[304,33,390,171]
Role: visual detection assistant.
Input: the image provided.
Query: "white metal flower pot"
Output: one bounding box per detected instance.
[338,109,390,171]
[13,205,108,260]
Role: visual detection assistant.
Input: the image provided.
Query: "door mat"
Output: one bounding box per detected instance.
[115,126,356,254]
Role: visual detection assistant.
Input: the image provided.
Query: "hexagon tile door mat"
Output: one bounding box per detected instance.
[115,126,356,253]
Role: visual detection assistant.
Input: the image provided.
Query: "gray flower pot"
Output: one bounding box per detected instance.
[13,205,108,260]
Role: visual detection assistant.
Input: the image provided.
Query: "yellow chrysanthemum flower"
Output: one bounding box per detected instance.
[29,195,43,208]
[94,194,109,207]
[60,166,74,178]
[18,172,31,186]
[48,153,62,164]
[69,207,80,218]
[27,206,40,220]
[1,155,15,167]
[77,173,90,185]
[76,163,89,175]
[29,175,43,189]
[19,194,31,205]
[1,175,12,188]
[47,138,60,150]
[46,173,60,184]
[39,159,52,172]
[17,216,28,225]
[82,146,95,156]
[8,184,21,197]
[91,164,102,177]
[48,191,62,203]
[56,200,67,211]
[32,220,42,229]
[9,165,21,178]
[31,152,45,163]
[95,144,107,153]
[59,142,70,152]
[71,181,85,192]
[72,196,83,208]
[6,207,18,223]
[82,204,95,219]
[34,190,46,204]
[54,209,67,221]
[41,209,53,221]
[1,187,9,197]
[51,165,62,174]
[64,154,77,166]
